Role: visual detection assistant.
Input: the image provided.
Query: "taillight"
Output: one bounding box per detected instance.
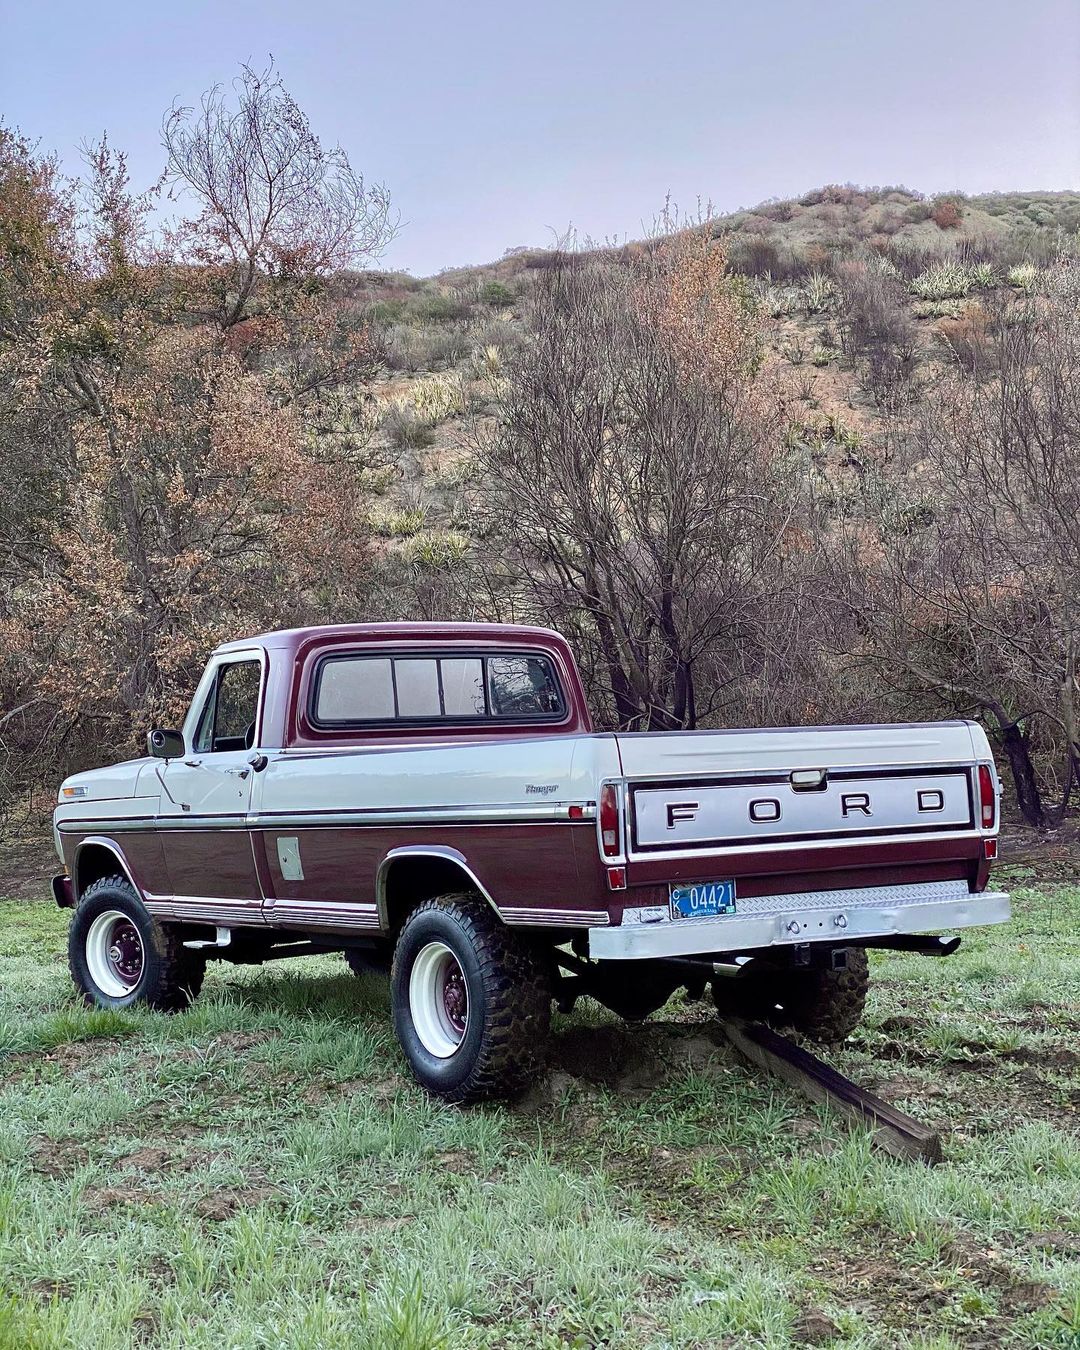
[599,784,620,857]
[978,764,996,829]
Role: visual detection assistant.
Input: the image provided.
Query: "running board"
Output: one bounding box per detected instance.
[183,926,232,951]
[719,1017,944,1164]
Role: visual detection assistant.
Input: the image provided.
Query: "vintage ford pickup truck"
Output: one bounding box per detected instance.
[53,622,1009,1101]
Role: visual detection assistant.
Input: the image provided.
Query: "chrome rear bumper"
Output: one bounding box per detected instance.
[587,883,1011,961]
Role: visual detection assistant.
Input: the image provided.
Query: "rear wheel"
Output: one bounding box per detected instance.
[713,949,869,1043]
[391,892,551,1103]
[69,875,204,1011]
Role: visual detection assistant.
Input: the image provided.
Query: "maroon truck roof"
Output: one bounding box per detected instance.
[225,622,595,748]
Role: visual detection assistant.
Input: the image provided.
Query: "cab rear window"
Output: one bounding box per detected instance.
[311,652,564,726]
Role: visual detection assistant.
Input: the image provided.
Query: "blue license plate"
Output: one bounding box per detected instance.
[670,879,736,919]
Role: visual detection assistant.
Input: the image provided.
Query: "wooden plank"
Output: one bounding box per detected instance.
[719,1017,944,1164]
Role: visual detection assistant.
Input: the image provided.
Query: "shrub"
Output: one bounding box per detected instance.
[384,323,471,372]
[833,258,916,401]
[366,298,407,325]
[937,307,992,374]
[409,373,466,422]
[903,200,934,224]
[479,280,515,308]
[408,290,474,324]
[470,343,504,379]
[931,197,963,230]
[911,261,972,300]
[376,508,427,537]
[757,280,799,317]
[382,404,435,450]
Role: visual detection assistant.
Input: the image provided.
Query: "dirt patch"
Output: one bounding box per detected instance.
[1026,1230,1080,1257]
[998,821,1080,883]
[193,1184,282,1220]
[0,837,56,902]
[82,1185,157,1212]
[30,1137,90,1177]
[207,1030,278,1053]
[792,1309,840,1345]
[40,1039,123,1072]
[299,1074,402,1105]
[29,1278,74,1301]
[547,1021,736,1096]
[114,1144,230,1175]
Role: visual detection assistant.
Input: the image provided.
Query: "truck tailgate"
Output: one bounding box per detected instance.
[615,723,983,856]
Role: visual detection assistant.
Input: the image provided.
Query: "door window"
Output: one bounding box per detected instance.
[193,660,262,753]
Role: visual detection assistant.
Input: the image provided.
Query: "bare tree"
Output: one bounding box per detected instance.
[162,64,395,329]
[472,234,809,730]
[828,264,1080,825]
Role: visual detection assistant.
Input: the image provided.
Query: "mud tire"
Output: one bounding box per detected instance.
[391,891,551,1104]
[68,874,205,1011]
[713,949,869,1043]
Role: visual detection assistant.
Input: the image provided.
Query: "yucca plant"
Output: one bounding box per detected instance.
[911,261,972,301]
[1007,261,1039,292]
[802,271,834,313]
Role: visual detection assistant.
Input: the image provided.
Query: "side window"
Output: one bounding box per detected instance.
[488,655,562,715]
[193,660,261,753]
[318,657,394,721]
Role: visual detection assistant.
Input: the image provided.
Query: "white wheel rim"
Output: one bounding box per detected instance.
[409,941,469,1058]
[85,909,144,999]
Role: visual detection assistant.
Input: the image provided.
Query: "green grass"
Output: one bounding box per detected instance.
[0,881,1077,1348]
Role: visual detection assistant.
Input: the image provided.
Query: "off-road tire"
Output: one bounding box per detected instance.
[712,949,869,1043]
[68,874,205,1012]
[391,891,551,1104]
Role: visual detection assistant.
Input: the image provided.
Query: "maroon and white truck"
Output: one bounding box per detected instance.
[53,622,1009,1101]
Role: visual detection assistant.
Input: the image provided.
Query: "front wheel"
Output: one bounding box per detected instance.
[391,892,551,1104]
[68,875,204,1011]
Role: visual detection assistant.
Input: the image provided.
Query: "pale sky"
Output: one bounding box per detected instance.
[3,0,1079,276]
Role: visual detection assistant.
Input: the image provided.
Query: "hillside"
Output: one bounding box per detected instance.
[344,185,1080,570]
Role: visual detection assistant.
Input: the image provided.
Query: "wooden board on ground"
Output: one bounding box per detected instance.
[719,1016,944,1164]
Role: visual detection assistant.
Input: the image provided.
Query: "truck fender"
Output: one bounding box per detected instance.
[71,836,144,906]
[375,845,502,931]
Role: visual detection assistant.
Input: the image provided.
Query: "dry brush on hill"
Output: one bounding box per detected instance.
[2,73,1079,830]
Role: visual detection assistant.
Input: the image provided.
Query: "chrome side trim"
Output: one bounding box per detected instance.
[375,845,501,926]
[588,890,1011,960]
[57,802,595,834]
[269,900,381,931]
[144,893,267,926]
[501,906,610,928]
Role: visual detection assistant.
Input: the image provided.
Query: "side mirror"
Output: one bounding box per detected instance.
[147,728,185,760]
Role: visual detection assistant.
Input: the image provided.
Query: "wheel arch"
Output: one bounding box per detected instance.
[71,837,143,904]
[376,846,502,934]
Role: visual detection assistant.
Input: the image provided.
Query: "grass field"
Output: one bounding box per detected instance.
[0,866,1078,1349]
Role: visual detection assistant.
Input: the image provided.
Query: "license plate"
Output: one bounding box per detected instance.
[670,879,736,919]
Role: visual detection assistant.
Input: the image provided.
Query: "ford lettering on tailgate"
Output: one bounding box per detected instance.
[633,770,973,851]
